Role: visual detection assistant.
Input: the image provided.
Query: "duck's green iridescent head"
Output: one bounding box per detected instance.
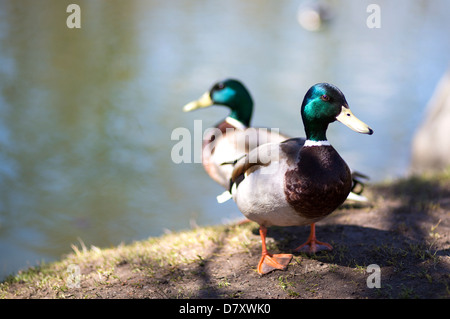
[183,79,253,127]
[301,83,373,141]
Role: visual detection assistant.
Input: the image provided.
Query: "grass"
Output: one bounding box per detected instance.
[0,222,259,298]
[278,275,300,297]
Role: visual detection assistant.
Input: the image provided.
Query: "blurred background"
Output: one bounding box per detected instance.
[0,0,449,280]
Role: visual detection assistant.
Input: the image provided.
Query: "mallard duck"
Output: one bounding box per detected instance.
[229,83,373,274]
[183,79,290,189]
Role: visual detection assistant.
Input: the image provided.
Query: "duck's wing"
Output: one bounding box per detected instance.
[230,143,271,185]
[230,137,306,188]
[216,137,305,203]
[216,141,279,203]
[227,127,290,155]
[279,137,306,165]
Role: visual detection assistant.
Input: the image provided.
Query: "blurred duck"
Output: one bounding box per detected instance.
[297,0,333,31]
[183,79,289,190]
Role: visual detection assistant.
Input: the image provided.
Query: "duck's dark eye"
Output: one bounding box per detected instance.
[321,94,330,101]
[214,83,225,91]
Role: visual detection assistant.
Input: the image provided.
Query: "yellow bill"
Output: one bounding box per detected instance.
[336,106,373,135]
[183,92,214,112]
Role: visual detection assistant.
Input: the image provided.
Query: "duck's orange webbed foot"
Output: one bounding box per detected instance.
[257,253,292,275]
[294,239,333,253]
[294,223,333,254]
[257,226,292,275]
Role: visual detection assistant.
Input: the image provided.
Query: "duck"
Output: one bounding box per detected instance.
[297,0,333,32]
[229,83,373,274]
[183,79,290,190]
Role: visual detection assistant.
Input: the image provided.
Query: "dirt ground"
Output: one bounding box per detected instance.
[1,173,449,299]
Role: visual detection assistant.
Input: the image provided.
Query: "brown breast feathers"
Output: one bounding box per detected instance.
[284,145,352,219]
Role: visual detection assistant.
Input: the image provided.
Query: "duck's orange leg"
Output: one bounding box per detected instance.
[294,223,333,254]
[257,226,292,275]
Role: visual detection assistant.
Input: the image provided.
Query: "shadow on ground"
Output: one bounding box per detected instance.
[153,175,450,299]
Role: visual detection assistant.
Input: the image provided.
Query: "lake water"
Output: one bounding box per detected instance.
[0,0,449,280]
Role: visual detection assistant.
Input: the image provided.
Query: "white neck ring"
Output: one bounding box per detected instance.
[304,140,331,147]
[225,117,247,130]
